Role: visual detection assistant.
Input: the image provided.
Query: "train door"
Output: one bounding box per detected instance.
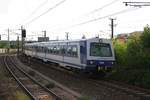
[80,41,87,64]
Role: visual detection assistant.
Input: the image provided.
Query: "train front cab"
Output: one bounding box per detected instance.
[84,38,115,73]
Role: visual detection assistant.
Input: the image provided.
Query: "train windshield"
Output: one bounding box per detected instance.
[90,43,112,57]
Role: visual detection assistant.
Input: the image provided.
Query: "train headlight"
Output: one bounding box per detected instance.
[90,61,93,64]
[112,62,114,64]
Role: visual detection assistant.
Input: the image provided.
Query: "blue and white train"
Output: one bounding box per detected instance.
[24,38,115,74]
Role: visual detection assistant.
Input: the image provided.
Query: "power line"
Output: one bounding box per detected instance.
[48,7,139,32]
[23,0,66,26]
[20,0,49,25]
[48,0,120,32]
[85,0,120,16]
[70,8,139,28]
[72,0,120,23]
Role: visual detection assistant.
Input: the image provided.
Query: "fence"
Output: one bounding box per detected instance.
[0,49,17,53]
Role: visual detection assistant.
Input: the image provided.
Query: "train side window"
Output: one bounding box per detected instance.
[37,46,39,52]
[40,47,42,52]
[48,47,51,54]
[56,46,60,55]
[38,46,40,52]
[35,46,38,51]
[53,46,57,54]
[50,46,53,54]
[59,46,63,55]
[41,47,44,52]
[67,46,72,56]
[63,45,67,55]
[44,47,47,53]
[72,46,78,57]
[32,46,34,51]
[42,47,44,52]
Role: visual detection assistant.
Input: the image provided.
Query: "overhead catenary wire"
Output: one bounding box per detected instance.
[70,7,139,28]
[23,0,66,26]
[48,7,140,32]
[70,0,120,25]
[84,0,120,16]
[20,0,49,25]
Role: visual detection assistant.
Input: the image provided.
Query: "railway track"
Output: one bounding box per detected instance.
[4,55,62,100]
[89,79,150,100]
[19,55,150,100]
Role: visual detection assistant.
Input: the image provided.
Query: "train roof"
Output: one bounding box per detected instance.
[25,37,111,46]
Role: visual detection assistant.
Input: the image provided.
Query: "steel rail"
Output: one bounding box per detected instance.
[5,55,62,100]
[4,55,36,100]
[89,79,150,100]
[9,56,62,100]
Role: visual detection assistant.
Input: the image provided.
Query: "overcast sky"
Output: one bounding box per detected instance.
[0,0,150,40]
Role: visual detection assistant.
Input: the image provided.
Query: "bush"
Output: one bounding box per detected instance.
[16,91,30,100]
[113,39,127,65]
[126,36,143,67]
[141,70,150,88]
[141,25,150,48]
[45,82,55,89]
[109,25,150,89]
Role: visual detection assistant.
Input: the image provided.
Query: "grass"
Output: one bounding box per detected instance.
[16,91,30,100]
[45,82,55,89]
[107,65,150,89]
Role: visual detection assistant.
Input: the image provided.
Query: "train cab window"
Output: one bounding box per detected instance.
[90,43,112,57]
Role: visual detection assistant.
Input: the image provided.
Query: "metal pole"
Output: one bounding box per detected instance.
[111,19,114,39]
[8,28,10,53]
[21,26,23,54]
[44,31,46,37]
[109,18,116,39]
[17,35,19,56]
[66,32,69,40]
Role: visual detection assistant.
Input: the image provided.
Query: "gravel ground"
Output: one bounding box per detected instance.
[19,55,143,100]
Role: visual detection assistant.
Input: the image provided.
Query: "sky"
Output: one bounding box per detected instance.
[0,0,150,40]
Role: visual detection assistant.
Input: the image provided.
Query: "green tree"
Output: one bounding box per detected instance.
[126,35,143,67]
[140,25,150,67]
[141,25,150,48]
[113,39,127,65]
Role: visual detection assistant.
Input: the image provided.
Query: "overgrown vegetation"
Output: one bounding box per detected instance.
[109,25,150,89]
[0,41,20,49]
[16,91,30,100]
[0,41,8,48]
[45,82,55,89]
